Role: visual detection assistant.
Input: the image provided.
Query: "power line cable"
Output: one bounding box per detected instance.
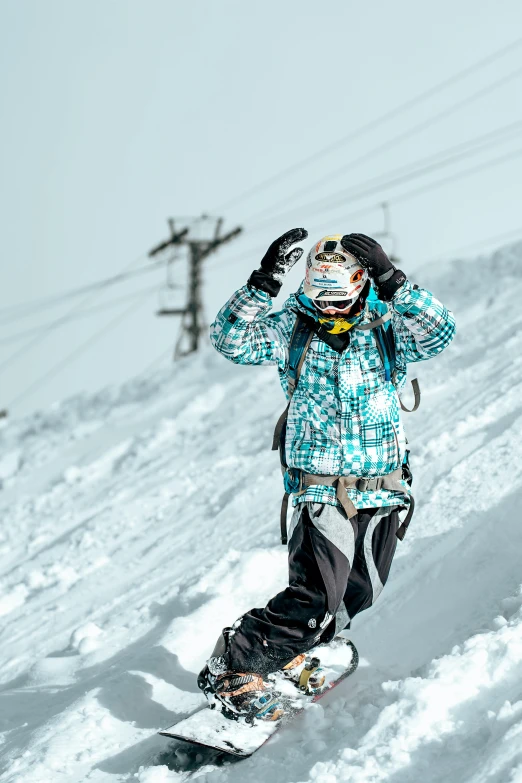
[210,126,522,267]
[213,36,522,212]
[0,253,169,322]
[250,106,522,233]
[0,284,162,347]
[0,254,171,376]
[246,117,522,231]
[210,145,522,272]
[8,289,155,412]
[390,144,522,206]
[244,64,522,226]
[303,145,522,232]
[418,226,522,267]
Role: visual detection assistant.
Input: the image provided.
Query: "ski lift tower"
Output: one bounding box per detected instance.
[149,215,242,360]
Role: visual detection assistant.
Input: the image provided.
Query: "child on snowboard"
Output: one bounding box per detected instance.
[199,229,456,721]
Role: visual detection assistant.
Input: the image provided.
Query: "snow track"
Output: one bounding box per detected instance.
[1,243,522,782]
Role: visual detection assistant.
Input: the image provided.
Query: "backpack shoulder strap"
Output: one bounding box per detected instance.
[375,318,396,383]
[357,301,421,411]
[357,311,391,330]
[272,314,313,451]
[357,303,396,382]
[287,314,315,395]
[377,311,421,411]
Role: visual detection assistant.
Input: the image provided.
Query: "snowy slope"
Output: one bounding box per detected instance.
[1,242,522,783]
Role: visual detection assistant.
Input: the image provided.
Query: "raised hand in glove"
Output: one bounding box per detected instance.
[248,228,308,296]
[340,233,406,301]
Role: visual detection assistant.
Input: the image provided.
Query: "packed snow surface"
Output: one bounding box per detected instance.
[1,242,522,782]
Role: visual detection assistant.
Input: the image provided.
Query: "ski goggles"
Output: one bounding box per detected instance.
[313,297,356,314]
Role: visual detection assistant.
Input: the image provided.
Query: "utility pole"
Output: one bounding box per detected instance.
[185,241,203,354]
[149,215,242,359]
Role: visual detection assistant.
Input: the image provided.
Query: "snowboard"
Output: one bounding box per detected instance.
[159,637,358,758]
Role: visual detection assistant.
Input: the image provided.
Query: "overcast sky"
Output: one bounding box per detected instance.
[1,0,522,416]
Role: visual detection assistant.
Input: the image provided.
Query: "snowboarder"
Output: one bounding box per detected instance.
[199,229,456,721]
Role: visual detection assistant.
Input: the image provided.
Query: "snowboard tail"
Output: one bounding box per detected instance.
[159,637,358,758]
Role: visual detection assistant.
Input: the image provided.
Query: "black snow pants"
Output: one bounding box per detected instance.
[227,502,399,676]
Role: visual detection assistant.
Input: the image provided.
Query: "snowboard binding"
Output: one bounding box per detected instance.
[298,656,326,693]
[198,664,285,724]
[281,653,326,694]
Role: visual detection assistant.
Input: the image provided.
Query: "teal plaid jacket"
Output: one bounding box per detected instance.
[210,279,456,509]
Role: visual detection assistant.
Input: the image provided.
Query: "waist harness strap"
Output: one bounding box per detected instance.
[301,468,404,517]
[281,469,414,544]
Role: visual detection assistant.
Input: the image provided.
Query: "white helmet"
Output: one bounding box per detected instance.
[304,235,368,303]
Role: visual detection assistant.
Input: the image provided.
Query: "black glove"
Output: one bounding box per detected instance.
[248,228,308,296]
[340,233,406,301]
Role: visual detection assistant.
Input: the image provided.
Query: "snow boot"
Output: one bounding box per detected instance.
[197,627,284,723]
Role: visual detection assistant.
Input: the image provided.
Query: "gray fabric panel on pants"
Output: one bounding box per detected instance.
[306,502,355,567]
[286,504,303,546]
[363,506,388,604]
[334,602,350,635]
